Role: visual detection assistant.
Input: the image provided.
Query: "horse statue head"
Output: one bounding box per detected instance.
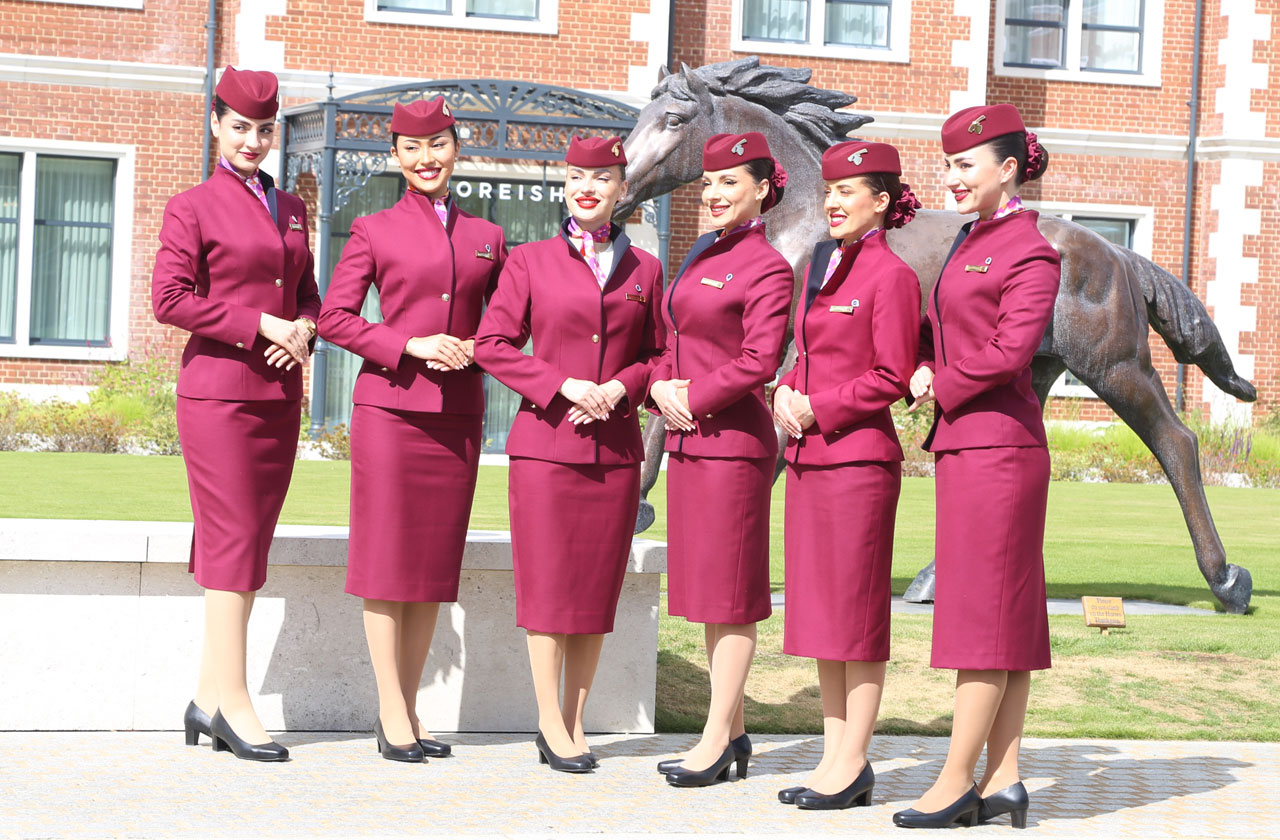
[617,57,872,274]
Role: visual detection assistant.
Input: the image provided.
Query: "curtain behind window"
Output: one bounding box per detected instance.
[379,0,449,12]
[467,0,537,18]
[30,157,114,345]
[0,154,18,342]
[826,0,889,48]
[743,0,809,42]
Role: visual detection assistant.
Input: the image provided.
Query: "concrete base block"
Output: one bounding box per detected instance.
[0,521,664,733]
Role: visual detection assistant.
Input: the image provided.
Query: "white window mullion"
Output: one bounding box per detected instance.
[811,0,825,47]
[13,151,36,349]
[1064,0,1084,74]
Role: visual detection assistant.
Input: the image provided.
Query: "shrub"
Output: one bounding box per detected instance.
[316,423,351,460]
[19,400,127,453]
[89,351,181,454]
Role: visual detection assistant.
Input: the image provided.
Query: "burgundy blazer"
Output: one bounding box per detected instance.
[152,166,320,401]
[474,221,666,464]
[777,232,920,465]
[918,209,1061,451]
[650,224,793,459]
[317,191,507,415]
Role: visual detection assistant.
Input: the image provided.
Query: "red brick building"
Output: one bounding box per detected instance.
[1,0,1274,443]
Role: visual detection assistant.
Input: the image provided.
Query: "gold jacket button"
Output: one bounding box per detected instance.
[704,413,713,419]
[274,278,283,287]
[235,342,244,348]
[591,334,600,343]
[380,366,389,372]
[441,293,451,302]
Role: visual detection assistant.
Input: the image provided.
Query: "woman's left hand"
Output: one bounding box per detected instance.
[789,392,816,431]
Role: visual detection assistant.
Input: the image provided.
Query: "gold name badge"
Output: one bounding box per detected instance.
[964,264,989,273]
[288,222,303,231]
[475,250,495,261]
[700,278,725,289]
[1081,596,1127,635]
[828,305,856,314]
[626,293,646,303]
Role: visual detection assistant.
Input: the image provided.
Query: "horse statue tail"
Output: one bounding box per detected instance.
[1129,250,1257,403]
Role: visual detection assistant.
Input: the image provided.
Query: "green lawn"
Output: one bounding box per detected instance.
[4,451,1277,739]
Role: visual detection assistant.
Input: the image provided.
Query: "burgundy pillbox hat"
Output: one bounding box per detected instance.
[391,97,456,137]
[566,135,627,168]
[941,104,1026,155]
[702,132,771,171]
[215,66,279,120]
[821,141,902,180]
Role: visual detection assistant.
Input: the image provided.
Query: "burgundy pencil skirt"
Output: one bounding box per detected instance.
[783,460,900,661]
[931,445,1052,672]
[345,405,482,603]
[508,457,641,634]
[177,396,301,592]
[665,453,774,625]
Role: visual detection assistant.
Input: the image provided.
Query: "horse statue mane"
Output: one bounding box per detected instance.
[654,57,873,149]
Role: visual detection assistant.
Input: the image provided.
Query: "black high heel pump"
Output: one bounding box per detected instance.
[657,733,751,777]
[664,745,736,788]
[892,785,981,829]
[535,732,593,773]
[183,701,212,747]
[979,781,1029,829]
[794,762,875,810]
[375,719,425,763]
[209,710,289,762]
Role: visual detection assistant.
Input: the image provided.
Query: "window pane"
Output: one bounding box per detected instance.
[0,154,18,341]
[1073,216,1134,249]
[1081,29,1141,72]
[467,0,537,17]
[1007,0,1064,23]
[378,0,448,12]
[1082,0,1141,27]
[1004,22,1065,67]
[30,157,114,345]
[826,1,889,48]
[743,0,809,42]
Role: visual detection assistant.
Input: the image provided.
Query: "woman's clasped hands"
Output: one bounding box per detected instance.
[771,384,815,438]
[258,313,313,370]
[907,365,935,411]
[561,378,626,425]
[649,378,694,431]
[406,334,475,371]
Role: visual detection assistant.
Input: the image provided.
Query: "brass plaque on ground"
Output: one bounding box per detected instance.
[1082,596,1126,633]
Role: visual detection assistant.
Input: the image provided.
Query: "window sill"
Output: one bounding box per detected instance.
[0,343,127,363]
[731,37,909,65]
[365,6,558,35]
[994,64,1162,89]
[27,0,143,8]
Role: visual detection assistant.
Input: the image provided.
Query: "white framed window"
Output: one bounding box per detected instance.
[995,0,1163,87]
[732,0,911,63]
[1029,201,1151,398]
[0,140,134,362]
[366,0,558,35]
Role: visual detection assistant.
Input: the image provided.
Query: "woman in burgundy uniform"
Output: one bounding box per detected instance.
[772,141,921,810]
[318,98,507,763]
[153,66,320,762]
[475,136,665,773]
[649,132,793,787]
[894,104,1059,829]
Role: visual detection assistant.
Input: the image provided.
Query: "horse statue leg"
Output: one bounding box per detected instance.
[1080,359,1252,613]
[635,414,667,534]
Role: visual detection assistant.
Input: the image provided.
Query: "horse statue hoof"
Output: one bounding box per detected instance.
[1211,564,1252,614]
[633,500,656,535]
[903,561,936,604]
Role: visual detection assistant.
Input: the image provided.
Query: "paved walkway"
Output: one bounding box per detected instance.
[1,732,1272,838]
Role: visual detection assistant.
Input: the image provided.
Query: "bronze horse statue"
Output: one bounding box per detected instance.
[615,57,1256,614]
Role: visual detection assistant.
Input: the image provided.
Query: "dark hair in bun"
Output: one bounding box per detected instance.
[858,172,921,229]
[988,131,1049,184]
